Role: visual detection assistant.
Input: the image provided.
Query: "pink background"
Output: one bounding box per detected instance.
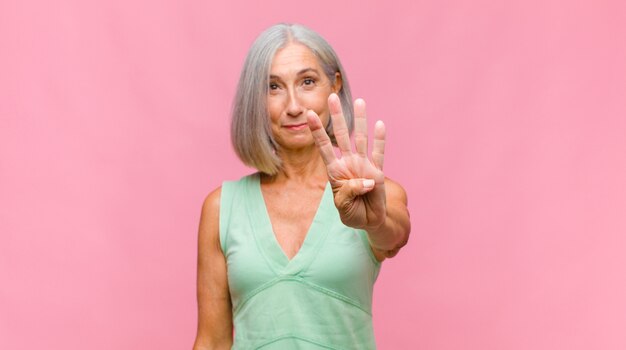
[2,0,625,349]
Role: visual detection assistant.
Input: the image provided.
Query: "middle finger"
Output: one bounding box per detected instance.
[328,93,352,157]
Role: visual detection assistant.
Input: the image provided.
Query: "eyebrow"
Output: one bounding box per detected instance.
[270,68,320,79]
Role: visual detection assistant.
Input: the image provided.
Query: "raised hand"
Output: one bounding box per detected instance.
[307,93,387,231]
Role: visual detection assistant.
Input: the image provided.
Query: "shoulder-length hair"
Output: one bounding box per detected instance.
[231,23,354,175]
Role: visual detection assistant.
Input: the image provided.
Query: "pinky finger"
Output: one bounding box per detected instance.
[372,120,386,170]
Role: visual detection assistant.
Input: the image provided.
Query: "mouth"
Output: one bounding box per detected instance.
[282,123,308,131]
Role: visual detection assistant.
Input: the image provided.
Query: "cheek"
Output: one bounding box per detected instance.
[318,113,330,129]
[302,93,330,115]
[312,99,331,125]
[267,99,282,122]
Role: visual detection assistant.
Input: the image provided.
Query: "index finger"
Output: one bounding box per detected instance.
[307,110,338,166]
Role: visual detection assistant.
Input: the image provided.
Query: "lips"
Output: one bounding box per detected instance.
[283,123,308,131]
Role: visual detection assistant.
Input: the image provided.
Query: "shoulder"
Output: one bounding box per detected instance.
[198,186,222,251]
[201,186,222,217]
[199,172,259,228]
[201,173,256,212]
[384,177,408,205]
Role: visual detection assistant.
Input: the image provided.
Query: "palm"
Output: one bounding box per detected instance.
[307,94,387,230]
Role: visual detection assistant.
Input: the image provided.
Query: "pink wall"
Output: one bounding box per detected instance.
[2,0,625,349]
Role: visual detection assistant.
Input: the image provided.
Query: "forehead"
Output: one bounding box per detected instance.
[270,43,323,76]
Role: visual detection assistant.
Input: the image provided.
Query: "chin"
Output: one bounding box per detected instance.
[277,137,315,151]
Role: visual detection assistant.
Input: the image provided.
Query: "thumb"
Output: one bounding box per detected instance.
[336,179,375,203]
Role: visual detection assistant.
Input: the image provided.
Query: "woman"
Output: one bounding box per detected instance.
[193,23,410,349]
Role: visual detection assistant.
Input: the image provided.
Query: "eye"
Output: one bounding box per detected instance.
[269,83,279,90]
[303,78,315,85]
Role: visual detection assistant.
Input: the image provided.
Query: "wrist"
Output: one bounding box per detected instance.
[364,217,386,235]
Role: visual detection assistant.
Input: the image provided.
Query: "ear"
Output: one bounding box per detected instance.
[332,72,343,93]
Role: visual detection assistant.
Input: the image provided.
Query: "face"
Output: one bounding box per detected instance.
[267,43,341,150]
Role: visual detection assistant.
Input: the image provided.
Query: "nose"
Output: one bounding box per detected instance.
[286,89,304,117]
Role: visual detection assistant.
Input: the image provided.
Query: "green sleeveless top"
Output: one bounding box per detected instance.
[220,173,382,349]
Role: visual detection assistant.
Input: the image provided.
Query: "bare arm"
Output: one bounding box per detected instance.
[307,94,411,262]
[367,178,411,262]
[193,187,233,350]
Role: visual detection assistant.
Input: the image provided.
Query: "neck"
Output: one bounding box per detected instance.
[266,146,328,186]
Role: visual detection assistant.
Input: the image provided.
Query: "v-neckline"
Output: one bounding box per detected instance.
[246,173,333,275]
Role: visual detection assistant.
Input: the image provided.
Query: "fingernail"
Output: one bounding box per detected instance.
[363,179,375,188]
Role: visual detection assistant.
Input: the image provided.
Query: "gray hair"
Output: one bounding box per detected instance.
[231,23,354,175]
